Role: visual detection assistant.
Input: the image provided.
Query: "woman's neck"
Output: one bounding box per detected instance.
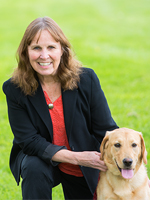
[40,78,61,103]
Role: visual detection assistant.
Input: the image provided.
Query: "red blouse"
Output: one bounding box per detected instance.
[44,91,83,177]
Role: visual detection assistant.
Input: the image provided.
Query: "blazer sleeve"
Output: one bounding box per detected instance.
[3,80,66,165]
[90,69,118,142]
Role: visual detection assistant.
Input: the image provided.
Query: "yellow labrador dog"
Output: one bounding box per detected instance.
[97,128,150,200]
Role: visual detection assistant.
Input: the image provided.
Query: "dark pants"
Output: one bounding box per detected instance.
[21,155,93,200]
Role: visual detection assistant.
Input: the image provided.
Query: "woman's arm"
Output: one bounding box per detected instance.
[3,80,66,164]
[52,149,107,171]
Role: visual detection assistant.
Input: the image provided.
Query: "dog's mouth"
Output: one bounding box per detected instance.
[115,160,134,179]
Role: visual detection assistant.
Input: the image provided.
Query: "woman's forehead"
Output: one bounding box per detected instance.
[30,29,60,45]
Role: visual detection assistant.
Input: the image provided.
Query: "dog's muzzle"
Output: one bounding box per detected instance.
[115,158,134,179]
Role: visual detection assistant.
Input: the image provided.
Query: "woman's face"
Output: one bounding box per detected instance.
[28,29,63,81]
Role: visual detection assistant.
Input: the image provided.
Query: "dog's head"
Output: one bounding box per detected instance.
[100,128,147,179]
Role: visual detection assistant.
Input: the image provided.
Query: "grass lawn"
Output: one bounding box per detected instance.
[0,0,150,199]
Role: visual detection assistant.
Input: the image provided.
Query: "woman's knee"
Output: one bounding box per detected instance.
[21,155,53,181]
[21,155,61,188]
[21,156,57,199]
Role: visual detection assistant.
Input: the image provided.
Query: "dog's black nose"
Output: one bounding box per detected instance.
[123,158,133,167]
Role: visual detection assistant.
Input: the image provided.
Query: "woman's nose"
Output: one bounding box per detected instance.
[40,49,50,59]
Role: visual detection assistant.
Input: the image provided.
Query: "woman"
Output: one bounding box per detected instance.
[3,17,118,199]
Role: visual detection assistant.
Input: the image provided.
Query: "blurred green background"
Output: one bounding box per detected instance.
[0,0,150,199]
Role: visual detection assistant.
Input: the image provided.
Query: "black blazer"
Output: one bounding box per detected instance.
[3,68,118,194]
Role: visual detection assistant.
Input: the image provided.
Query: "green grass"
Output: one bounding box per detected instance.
[0,0,150,199]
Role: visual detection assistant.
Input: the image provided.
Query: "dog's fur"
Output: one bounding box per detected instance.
[97,128,150,200]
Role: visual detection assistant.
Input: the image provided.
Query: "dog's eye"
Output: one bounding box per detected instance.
[132,143,137,147]
[114,143,121,148]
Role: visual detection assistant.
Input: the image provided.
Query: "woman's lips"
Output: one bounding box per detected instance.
[38,62,52,68]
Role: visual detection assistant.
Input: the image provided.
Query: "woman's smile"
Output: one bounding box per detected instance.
[38,62,51,66]
[38,62,53,68]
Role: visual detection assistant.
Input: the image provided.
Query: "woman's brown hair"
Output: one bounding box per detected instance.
[12,17,82,95]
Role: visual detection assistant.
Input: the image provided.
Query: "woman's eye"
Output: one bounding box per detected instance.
[114,143,121,148]
[48,46,55,49]
[33,46,41,50]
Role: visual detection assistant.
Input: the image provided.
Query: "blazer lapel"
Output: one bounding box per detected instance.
[28,82,78,140]
[28,84,53,138]
[62,89,78,139]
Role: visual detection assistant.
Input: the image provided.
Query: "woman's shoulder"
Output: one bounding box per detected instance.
[78,67,101,93]
[80,67,100,83]
[3,78,14,91]
[3,78,22,97]
[3,78,12,93]
[81,67,95,76]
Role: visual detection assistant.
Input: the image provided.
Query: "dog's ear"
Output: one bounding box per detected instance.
[139,132,147,164]
[100,134,109,160]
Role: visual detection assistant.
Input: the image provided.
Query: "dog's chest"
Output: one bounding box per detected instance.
[106,172,134,199]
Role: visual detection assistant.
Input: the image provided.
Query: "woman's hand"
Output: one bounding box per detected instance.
[52,149,107,171]
[75,151,107,171]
